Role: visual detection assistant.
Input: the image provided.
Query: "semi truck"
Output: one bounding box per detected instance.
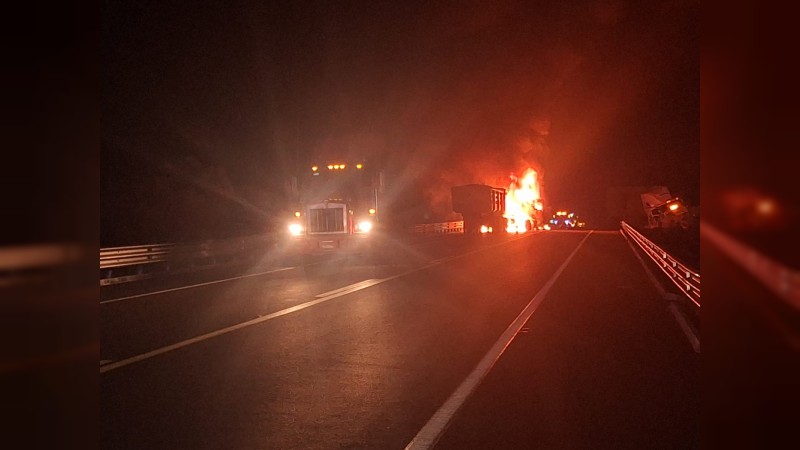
[286,161,383,254]
[451,184,507,234]
[605,186,691,230]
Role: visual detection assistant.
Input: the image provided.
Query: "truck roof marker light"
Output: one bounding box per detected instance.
[340,164,346,169]
[312,166,318,172]
[327,164,334,170]
[356,163,363,169]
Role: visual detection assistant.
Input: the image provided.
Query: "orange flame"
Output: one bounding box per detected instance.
[504,168,542,233]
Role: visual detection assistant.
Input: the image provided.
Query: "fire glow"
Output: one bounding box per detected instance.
[504,168,542,233]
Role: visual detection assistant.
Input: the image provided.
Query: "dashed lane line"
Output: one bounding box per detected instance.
[100,232,541,374]
[100,267,295,305]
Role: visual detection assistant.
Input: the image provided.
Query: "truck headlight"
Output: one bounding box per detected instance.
[288,223,304,236]
[357,221,373,233]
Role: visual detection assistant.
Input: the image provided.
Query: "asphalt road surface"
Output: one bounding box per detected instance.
[101,230,699,449]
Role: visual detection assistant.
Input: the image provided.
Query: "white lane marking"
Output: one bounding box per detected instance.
[100,277,386,374]
[315,279,381,298]
[100,267,294,305]
[405,231,593,450]
[100,233,540,374]
[621,230,700,353]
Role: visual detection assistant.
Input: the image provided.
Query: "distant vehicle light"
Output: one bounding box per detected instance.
[544,224,551,230]
[480,225,489,234]
[669,203,680,211]
[356,163,363,169]
[311,166,318,172]
[357,221,373,233]
[288,223,303,236]
[294,211,301,217]
[368,208,376,215]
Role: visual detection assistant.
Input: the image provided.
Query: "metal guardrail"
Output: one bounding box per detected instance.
[100,243,178,269]
[411,221,464,234]
[621,221,701,307]
[100,234,275,286]
[101,221,467,286]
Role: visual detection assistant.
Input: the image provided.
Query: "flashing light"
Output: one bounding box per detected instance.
[357,221,373,233]
[368,208,376,215]
[288,223,303,236]
[294,211,301,217]
[356,163,363,169]
[311,166,318,172]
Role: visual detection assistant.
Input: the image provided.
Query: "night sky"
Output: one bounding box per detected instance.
[102,0,698,245]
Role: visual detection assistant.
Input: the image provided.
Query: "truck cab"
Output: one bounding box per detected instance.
[287,162,381,254]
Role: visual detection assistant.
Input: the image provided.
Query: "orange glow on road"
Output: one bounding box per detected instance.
[504,168,541,233]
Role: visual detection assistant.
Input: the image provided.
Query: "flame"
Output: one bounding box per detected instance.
[504,168,542,233]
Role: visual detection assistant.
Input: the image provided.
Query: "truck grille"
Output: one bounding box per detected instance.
[308,207,345,233]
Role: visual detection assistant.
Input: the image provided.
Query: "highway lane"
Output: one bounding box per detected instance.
[100,233,534,364]
[433,232,699,449]
[101,231,697,449]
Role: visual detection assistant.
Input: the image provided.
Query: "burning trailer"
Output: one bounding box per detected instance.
[450,167,545,235]
[451,184,507,234]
